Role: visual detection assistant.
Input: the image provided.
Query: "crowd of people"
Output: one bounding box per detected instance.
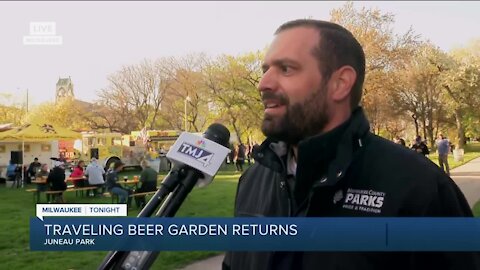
[23,156,158,207]
[226,142,260,172]
[393,134,455,175]
[226,133,458,177]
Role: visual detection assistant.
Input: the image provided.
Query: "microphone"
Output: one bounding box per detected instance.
[98,123,230,270]
[166,123,231,187]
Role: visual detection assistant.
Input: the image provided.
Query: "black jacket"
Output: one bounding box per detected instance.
[105,170,123,191]
[47,166,67,191]
[412,141,430,156]
[223,107,480,270]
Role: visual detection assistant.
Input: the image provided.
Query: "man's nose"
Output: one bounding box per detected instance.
[258,68,278,93]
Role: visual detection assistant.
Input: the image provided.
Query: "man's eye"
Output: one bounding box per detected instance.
[280,65,291,74]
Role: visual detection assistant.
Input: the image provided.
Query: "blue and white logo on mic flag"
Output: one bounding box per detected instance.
[177,142,214,167]
[167,132,231,176]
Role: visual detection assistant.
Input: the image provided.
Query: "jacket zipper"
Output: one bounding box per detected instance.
[276,155,293,217]
[265,146,295,270]
[279,179,292,217]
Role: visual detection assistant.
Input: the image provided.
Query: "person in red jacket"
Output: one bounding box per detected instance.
[70,160,86,187]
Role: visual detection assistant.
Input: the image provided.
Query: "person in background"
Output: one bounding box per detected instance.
[36,164,50,201]
[70,160,86,187]
[411,135,430,156]
[436,134,451,176]
[58,152,67,163]
[246,144,252,165]
[85,157,105,196]
[133,160,158,208]
[105,161,132,206]
[228,143,236,166]
[251,142,260,156]
[47,161,67,203]
[27,157,41,182]
[394,136,406,147]
[6,160,17,183]
[449,141,455,154]
[235,143,246,172]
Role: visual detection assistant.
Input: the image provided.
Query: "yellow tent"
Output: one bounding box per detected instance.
[0,122,81,141]
[0,122,81,187]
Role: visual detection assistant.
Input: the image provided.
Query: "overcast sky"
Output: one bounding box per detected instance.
[1,1,479,106]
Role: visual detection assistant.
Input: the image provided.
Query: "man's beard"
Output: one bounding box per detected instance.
[261,84,329,144]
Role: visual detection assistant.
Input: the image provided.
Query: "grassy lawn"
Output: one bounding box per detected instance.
[472,201,480,217]
[428,142,480,170]
[0,163,242,270]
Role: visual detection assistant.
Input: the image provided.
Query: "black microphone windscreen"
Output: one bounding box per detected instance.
[203,123,230,147]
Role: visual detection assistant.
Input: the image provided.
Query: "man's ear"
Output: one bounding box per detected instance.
[330,66,356,102]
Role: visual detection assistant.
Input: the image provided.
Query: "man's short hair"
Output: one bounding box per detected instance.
[275,19,366,110]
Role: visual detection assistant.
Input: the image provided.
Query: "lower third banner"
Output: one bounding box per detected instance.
[30,217,480,251]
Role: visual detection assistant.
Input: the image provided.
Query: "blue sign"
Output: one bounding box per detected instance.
[30,217,480,251]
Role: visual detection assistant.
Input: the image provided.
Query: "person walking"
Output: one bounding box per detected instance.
[436,134,451,176]
[235,143,246,172]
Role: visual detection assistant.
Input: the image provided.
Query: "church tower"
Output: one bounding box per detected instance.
[55,76,74,103]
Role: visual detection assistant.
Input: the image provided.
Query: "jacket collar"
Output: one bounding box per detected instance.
[305,106,370,187]
[254,107,371,184]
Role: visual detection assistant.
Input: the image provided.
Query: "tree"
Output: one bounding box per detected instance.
[0,93,25,125]
[203,52,264,144]
[330,2,420,135]
[158,54,211,132]
[96,59,169,133]
[25,97,89,130]
[438,51,480,148]
[80,99,138,133]
[391,43,449,148]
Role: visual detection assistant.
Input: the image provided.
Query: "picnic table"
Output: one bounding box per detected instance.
[27,176,98,203]
[66,176,88,186]
[31,179,46,184]
[117,177,140,188]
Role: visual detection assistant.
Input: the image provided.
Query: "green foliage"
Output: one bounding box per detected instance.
[328,3,480,146]
[0,93,27,125]
[24,97,90,130]
[330,2,420,134]
[203,52,264,144]
[472,199,480,217]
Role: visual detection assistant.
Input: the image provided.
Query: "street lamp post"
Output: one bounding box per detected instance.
[184,96,191,131]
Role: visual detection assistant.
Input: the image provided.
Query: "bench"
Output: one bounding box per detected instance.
[130,191,157,208]
[26,188,64,203]
[108,191,157,207]
[66,186,98,197]
[27,186,99,203]
[129,191,157,198]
